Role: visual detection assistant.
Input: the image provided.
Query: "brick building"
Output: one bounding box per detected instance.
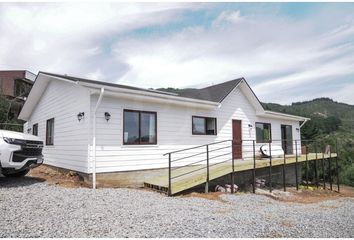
[0,70,36,120]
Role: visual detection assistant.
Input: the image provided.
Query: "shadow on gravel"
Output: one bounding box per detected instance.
[0,175,46,188]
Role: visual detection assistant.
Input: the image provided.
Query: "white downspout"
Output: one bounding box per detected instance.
[92,87,105,189]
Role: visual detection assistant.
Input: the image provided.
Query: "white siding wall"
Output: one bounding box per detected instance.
[90,86,301,173]
[25,80,91,173]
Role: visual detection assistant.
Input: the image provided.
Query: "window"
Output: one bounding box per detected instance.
[14,79,32,97]
[46,118,54,145]
[192,116,217,135]
[123,110,157,145]
[256,122,271,143]
[32,123,38,136]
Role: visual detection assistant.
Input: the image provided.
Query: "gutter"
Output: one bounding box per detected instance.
[76,81,220,108]
[92,87,104,189]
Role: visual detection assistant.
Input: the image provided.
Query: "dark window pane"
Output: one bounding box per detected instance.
[206,118,216,135]
[141,112,156,144]
[46,119,54,145]
[123,111,139,144]
[193,117,205,134]
[33,124,38,136]
[256,123,271,143]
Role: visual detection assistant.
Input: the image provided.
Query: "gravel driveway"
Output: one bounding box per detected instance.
[1,176,354,238]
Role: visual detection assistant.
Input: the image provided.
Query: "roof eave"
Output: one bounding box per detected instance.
[259,110,311,121]
[41,73,220,108]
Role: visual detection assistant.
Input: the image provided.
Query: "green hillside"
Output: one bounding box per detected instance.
[263,98,354,139]
[263,98,354,187]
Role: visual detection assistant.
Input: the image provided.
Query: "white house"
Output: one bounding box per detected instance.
[19,72,309,188]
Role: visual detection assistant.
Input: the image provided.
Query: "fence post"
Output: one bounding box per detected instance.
[283,139,286,192]
[269,140,272,193]
[295,140,299,191]
[314,142,319,189]
[322,150,326,190]
[335,139,340,192]
[329,145,333,191]
[168,153,172,196]
[231,141,235,194]
[306,143,309,189]
[253,140,256,193]
[205,145,210,193]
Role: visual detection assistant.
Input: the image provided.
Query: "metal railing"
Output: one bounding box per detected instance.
[163,139,340,196]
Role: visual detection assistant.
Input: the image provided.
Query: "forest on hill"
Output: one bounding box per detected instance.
[263,98,354,187]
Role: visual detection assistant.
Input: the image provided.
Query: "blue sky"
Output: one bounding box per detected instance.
[1,2,354,104]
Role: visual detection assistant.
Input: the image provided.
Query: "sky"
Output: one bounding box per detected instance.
[1,2,354,105]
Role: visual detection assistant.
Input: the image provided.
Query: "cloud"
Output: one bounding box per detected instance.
[0,3,202,80]
[1,3,354,105]
[212,10,244,26]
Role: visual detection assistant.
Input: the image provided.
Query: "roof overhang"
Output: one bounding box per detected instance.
[81,80,220,109]
[18,73,51,120]
[19,73,220,120]
[257,110,311,122]
[237,80,265,113]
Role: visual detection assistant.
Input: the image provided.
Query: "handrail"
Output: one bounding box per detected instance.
[171,151,206,163]
[163,139,232,156]
[165,138,340,196]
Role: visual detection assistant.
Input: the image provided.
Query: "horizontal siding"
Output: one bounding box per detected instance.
[88,86,301,173]
[25,78,91,173]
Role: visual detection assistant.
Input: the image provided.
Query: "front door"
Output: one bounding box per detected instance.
[232,120,242,159]
[281,125,293,154]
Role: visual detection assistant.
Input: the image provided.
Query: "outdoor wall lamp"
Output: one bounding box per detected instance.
[104,112,111,122]
[248,124,253,129]
[296,128,300,131]
[77,112,85,122]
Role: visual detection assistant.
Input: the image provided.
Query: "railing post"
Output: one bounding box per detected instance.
[329,145,333,191]
[283,140,286,192]
[306,143,309,189]
[314,142,319,189]
[295,140,299,191]
[269,140,272,193]
[231,140,235,194]
[335,139,340,193]
[168,153,172,196]
[205,145,210,193]
[322,150,326,190]
[253,140,256,194]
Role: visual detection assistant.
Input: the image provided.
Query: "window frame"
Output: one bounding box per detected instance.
[46,118,55,146]
[32,123,38,136]
[255,122,272,143]
[192,116,217,136]
[123,109,157,145]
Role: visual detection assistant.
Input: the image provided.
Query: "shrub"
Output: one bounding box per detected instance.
[340,164,354,187]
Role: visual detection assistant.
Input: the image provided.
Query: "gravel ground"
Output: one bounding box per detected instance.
[1,177,354,238]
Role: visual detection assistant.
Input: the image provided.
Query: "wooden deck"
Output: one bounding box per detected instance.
[144,153,337,195]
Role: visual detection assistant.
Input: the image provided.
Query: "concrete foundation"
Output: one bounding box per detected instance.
[41,162,303,191]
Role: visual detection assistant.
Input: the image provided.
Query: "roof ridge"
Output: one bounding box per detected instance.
[199,77,244,90]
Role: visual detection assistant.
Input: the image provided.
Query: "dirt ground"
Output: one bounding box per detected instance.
[28,165,89,188]
[181,185,354,204]
[30,165,354,204]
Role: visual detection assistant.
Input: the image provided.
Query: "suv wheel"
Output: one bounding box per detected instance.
[2,169,30,178]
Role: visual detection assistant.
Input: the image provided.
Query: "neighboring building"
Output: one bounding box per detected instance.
[0,70,36,120]
[19,72,309,189]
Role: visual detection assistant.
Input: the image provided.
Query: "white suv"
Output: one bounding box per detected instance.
[0,130,43,177]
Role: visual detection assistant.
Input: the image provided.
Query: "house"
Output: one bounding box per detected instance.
[0,70,36,120]
[19,72,310,190]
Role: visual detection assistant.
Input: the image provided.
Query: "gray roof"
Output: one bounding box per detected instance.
[39,72,243,103]
[178,78,243,102]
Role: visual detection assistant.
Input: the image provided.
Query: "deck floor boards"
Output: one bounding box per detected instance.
[144,153,337,195]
